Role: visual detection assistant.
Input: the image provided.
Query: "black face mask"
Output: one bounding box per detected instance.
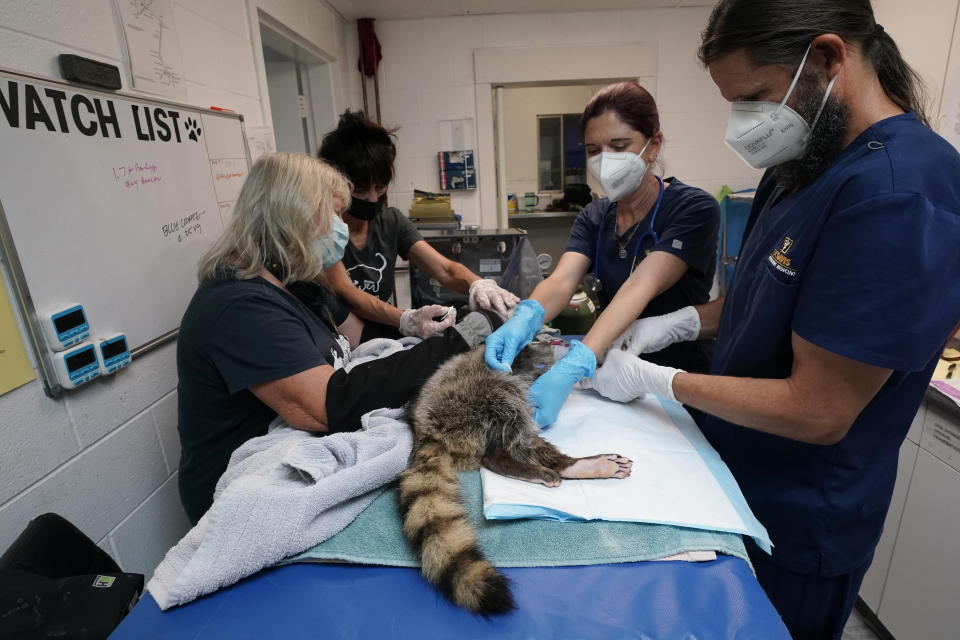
[348,194,386,221]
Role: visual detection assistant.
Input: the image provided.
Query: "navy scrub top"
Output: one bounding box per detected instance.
[701,113,960,576]
[565,178,720,372]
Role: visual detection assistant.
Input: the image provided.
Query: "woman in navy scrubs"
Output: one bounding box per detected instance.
[584,2,960,638]
[485,82,720,427]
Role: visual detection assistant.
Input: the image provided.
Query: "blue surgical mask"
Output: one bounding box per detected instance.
[312,216,349,271]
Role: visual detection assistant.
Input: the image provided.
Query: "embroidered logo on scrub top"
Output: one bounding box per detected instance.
[768,236,797,277]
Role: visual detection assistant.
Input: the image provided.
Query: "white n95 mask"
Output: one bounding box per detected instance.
[312,216,349,271]
[724,43,837,170]
[588,138,652,202]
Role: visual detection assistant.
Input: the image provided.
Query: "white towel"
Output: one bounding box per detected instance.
[147,408,412,610]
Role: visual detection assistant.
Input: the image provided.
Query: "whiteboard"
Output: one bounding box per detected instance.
[0,67,249,392]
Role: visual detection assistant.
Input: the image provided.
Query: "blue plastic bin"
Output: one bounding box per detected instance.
[717,190,755,296]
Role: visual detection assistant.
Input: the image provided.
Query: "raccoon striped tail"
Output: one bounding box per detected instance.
[398,441,516,616]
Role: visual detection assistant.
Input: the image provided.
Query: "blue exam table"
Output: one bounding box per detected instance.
[111,555,789,639]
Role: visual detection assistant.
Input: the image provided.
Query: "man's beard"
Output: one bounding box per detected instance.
[773,70,850,194]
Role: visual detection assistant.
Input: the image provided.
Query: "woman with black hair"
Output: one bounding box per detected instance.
[318,111,518,341]
[583,2,960,637]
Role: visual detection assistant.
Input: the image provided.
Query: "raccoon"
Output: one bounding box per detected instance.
[399,343,632,616]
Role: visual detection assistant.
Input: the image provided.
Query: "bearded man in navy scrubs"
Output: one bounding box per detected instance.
[581,1,960,638]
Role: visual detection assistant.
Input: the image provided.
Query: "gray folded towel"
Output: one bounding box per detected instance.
[147,408,412,610]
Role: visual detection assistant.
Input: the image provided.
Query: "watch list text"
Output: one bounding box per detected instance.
[0,80,194,143]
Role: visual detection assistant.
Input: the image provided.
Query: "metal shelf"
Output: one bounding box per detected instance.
[509,211,579,220]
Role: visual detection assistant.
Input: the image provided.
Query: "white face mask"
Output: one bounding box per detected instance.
[724,43,838,170]
[588,138,653,202]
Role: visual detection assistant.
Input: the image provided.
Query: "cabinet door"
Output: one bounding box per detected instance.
[859,439,918,611]
[878,449,960,640]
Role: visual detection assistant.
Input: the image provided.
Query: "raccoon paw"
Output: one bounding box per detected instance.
[560,454,633,479]
[532,468,562,487]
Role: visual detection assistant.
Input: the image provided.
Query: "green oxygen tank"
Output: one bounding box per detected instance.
[550,288,597,336]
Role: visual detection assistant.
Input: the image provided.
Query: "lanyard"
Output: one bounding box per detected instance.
[591,176,664,293]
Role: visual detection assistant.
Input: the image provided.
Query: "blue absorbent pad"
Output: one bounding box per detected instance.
[286,470,749,568]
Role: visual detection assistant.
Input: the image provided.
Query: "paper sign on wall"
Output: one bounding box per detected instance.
[115,0,188,100]
[0,275,35,395]
[244,127,277,162]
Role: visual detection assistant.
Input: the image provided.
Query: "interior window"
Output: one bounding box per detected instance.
[537,113,585,191]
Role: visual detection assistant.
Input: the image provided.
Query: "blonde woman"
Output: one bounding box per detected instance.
[176,153,498,523]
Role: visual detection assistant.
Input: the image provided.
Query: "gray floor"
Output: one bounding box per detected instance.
[842,607,883,640]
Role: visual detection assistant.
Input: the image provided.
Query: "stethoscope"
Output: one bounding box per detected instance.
[589,176,664,293]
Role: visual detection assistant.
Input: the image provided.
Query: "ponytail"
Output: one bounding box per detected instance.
[699,0,930,127]
[864,27,930,126]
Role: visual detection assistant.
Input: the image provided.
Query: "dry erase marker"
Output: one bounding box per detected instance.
[209,106,234,112]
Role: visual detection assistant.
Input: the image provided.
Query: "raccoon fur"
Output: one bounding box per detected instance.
[399,343,632,616]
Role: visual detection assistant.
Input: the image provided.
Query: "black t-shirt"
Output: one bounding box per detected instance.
[176,272,346,523]
[341,206,423,303]
[565,178,720,372]
[285,281,351,327]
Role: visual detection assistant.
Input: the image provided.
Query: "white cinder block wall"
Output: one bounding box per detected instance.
[371,7,763,227]
[0,0,352,578]
[368,1,959,227]
[1,0,956,582]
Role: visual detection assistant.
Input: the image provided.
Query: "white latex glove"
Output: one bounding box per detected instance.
[580,349,682,403]
[399,305,457,338]
[612,306,701,356]
[468,278,520,316]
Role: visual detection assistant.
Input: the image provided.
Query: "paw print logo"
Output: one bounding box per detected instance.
[184,117,202,142]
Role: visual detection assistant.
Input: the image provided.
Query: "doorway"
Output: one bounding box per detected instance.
[258,16,337,155]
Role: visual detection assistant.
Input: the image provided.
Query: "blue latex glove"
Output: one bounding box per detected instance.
[528,340,597,427]
[484,299,545,372]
